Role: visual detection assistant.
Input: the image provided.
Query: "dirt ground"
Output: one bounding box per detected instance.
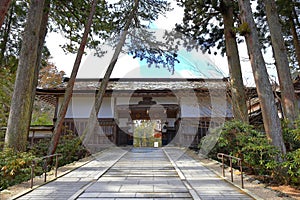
[270,185,300,199]
[1,150,299,200]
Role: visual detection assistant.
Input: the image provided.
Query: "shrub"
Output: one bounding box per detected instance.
[282,119,300,151]
[0,130,5,149]
[282,149,300,186]
[29,133,89,167]
[0,148,42,190]
[281,119,300,186]
[55,134,89,166]
[1,133,89,191]
[200,120,280,175]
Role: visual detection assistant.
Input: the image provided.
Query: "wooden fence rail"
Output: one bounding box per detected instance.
[217,153,244,188]
[30,154,62,188]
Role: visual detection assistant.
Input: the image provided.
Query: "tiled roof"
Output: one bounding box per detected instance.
[37,78,228,92]
[36,78,229,106]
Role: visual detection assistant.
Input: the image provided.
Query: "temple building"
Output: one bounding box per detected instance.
[36,49,233,152]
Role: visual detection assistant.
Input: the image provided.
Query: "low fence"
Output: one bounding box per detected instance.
[217,153,244,188]
[30,154,62,188]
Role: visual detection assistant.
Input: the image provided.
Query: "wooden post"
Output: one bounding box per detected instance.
[240,159,244,188]
[230,157,233,182]
[55,155,59,177]
[30,160,35,188]
[221,155,225,177]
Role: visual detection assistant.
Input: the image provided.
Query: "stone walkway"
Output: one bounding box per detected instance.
[16,147,254,200]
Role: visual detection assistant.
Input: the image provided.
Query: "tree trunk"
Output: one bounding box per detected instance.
[264,0,298,124]
[221,0,248,123]
[290,12,300,67]
[47,0,98,156]
[29,0,50,131]
[83,0,139,145]
[0,0,11,29]
[5,0,45,152]
[238,0,286,155]
[0,2,13,64]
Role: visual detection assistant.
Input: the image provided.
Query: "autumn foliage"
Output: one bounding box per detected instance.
[38,64,65,88]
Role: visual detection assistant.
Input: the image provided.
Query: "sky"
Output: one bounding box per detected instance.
[75,43,226,79]
[45,1,278,86]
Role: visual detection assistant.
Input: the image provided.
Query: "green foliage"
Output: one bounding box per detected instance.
[49,0,114,54]
[31,99,54,126]
[277,0,300,69]
[0,1,28,66]
[31,112,53,125]
[201,120,300,186]
[241,136,279,175]
[254,0,300,69]
[236,22,251,36]
[282,118,300,151]
[282,149,300,185]
[176,0,239,56]
[280,119,300,185]
[133,120,162,147]
[55,134,89,166]
[30,133,89,167]
[0,148,42,190]
[0,130,5,151]
[200,120,279,175]
[0,67,15,128]
[49,0,171,54]
[0,132,89,190]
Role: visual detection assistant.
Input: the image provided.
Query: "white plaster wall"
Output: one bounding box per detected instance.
[180,97,201,117]
[58,96,114,118]
[180,96,232,118]
[57,95,232,119]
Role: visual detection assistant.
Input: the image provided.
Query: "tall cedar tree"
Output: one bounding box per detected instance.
[263,0,299,124]
[276,0,300,69]
[176,0,248,123]
[3,0,110,152]
[238,0,286,155]
[5,0,45,151]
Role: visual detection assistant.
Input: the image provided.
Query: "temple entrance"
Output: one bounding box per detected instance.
[116,97,179,146]
[133,120,162,147]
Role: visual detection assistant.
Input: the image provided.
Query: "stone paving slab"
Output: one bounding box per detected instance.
[78,148,192,199]
[164,147,254,200]
[16,147,255,200]
[16,148,127,200]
